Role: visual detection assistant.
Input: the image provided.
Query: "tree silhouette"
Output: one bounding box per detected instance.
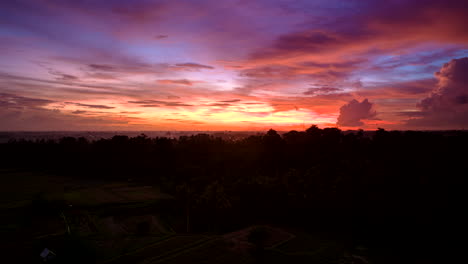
[1,125,466,261]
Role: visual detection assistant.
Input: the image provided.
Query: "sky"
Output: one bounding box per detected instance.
[1,0,468,131]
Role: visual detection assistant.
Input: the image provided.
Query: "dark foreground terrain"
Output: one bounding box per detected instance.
[0,126,466,263]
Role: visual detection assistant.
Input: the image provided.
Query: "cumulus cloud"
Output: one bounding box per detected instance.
[407,57,468,128]
[336,99,376,127]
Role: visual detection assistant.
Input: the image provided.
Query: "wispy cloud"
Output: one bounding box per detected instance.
[157,79,199,86]
[65,102,115,109]
[173,63,214,70]
[128,100,193,107]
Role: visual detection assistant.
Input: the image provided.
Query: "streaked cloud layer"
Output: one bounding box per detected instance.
[1,0,468,130]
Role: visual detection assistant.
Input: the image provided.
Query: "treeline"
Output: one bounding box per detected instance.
[1,126,466,255]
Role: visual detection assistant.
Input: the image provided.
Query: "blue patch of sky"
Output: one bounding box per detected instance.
[125,42,197,64]
[362,47,468,83]
[1,5,120,57]
[453,49,468,59]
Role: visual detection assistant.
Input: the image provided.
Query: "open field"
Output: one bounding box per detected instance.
[0,169,177,263]
[0,168,350,263]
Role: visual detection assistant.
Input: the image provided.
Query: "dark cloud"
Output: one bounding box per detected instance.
[0,93,130,130]
[240,65,296,78]
[128,100,193,107]
[109,1,168,23]
[157,79,195,86]
[219,99,242,103]
[407,57,468,128]
[86,72,118,80]
[66,102,115,109]
[87,63,157,74]
[300,60,365,69]
[174,63,214,70]
[0,93,54,109]
[160,101,194,107]
[336,99,376,127]
[88,64,115,71]
[208,103,231,107]
[242,102,264,105]
[128,100,158,104]
[239,61,361,85]
[274,31,343,53]
[50,53,166,76]
[0,106,136,131]
[248,1,468,65]
[120,111,142,114]
[48,70,79,81]
[367,0,468,44]
[250,30,362,61]
[303,87,341,95]
[397,111,425,117]
[72,110,87,114]
[0,72,134,95]
[57,88,128,96]
[155,35,168,39]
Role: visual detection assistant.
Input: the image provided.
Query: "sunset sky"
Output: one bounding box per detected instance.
[1,0,468,131]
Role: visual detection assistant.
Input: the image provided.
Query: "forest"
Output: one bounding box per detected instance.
[1,126,466,263]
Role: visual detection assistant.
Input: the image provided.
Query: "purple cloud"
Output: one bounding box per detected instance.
[174,63,214,70]
[336,99,377,127]
[64,102,114,109]
[408,57,468,128]
[304,87,342,96]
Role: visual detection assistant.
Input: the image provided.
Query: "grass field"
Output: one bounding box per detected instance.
[0,169,177,263]
[0,169,353,264]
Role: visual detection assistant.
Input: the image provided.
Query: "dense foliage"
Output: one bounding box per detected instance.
[1,126,466,258]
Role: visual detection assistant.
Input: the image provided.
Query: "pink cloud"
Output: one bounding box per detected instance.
[303,87,342,96]
[157,79,198,86]
[336,99,377,127]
